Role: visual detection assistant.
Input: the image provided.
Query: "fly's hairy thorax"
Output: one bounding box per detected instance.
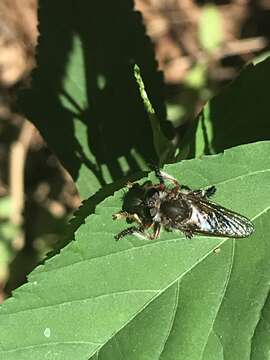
[152,191,192,224]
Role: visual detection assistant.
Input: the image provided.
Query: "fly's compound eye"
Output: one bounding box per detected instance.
[149,207,158,217]
[145,188,160,207]
[122,185,144,213]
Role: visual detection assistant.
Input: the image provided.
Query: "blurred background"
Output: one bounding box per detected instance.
[0,0,269,300]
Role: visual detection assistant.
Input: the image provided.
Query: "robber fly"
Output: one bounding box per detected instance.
[113,169,254,240]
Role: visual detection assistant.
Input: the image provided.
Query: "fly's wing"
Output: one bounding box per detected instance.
[185,194,254,238]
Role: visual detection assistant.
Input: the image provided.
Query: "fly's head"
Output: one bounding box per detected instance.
[120,182,158,224]
[121,183,145,221]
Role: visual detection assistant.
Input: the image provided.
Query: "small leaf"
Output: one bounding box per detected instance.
[199,5,223,53]
[187,56,270,158]
[184,63,206,90]
[0,197,12,218]
[134,64,176,165]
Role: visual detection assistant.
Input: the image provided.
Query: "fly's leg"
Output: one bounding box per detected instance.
[115,222,161,241]
[150,222,161,240]
[180,227,195,239]
[183,229,194,239]
[172,222,196,239]
[205,186,216,198]
[154,168,181,195]
[154,168,194,193]
[164,223,194,239]
[112,211,129,221]
[115,225,159,241]
[114,226,145,241]
[126,181,135,188]
[154,168,179,187]
[191,186,216,199]
[112,211,142,225]
[154,168,216,199]
[179,184,192,192]
[153,167,165,184]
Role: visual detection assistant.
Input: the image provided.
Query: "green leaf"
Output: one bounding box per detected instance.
[251,293,270,359]
[202,331,224,360]
[19,3,168,198]
[134,64,176,166]
[184,63,206,90]
[0,240,11,281]
[1,141,269,359]
[252,50,270,65]
[0,197,12,218]
[199,5,223,53]
[187,56,270,158]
